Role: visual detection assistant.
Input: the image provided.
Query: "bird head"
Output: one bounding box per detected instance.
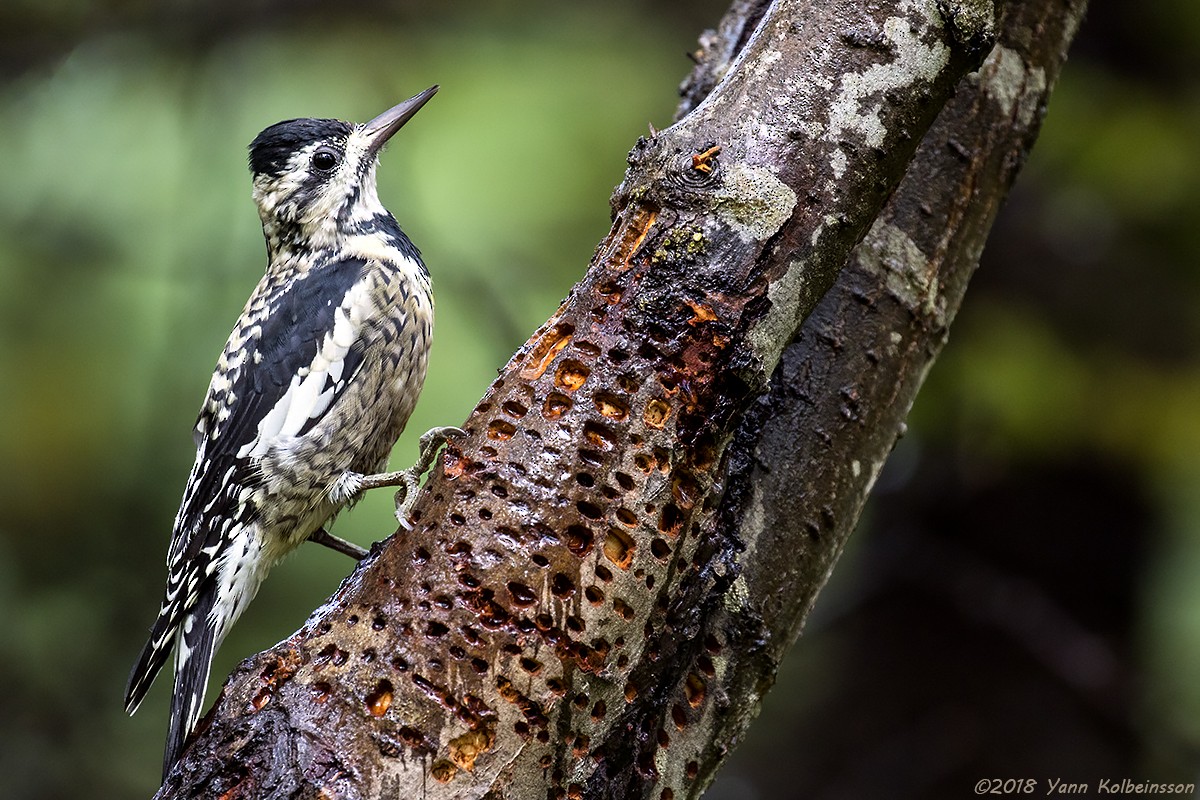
[247,86,437,254]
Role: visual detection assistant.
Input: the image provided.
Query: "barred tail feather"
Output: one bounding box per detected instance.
[163,591,217,779]
[125,588,186,716]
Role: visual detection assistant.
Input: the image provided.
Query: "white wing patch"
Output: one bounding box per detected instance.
[236,282,372,459]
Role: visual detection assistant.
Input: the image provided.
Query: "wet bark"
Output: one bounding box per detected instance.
[157,0,1087,797]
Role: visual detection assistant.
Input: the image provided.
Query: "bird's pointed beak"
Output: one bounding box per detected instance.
[363,85,438,158]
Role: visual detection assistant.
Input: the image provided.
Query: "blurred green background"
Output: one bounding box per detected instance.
[1,1,1197,797]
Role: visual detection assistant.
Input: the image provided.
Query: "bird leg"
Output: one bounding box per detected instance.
[308,527,369,560]
[356,426,467,528]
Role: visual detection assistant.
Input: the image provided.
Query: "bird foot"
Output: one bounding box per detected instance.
[357,426,466,528]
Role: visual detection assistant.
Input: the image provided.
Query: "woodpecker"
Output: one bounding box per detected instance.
[125,86,460,778]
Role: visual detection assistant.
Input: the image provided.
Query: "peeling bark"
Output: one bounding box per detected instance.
[156,1,1087,798]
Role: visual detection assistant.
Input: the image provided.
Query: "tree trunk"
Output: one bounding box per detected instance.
[158,0,1087,797]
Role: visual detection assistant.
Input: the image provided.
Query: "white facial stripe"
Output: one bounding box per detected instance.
[252,128,390,237]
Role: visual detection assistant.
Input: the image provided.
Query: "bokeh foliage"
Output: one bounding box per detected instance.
[1,2,1197,797]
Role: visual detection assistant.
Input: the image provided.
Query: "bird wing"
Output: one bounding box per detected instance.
[178,254,373,547]
[125,255,373,714]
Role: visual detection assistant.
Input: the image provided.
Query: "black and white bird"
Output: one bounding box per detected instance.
[124,86,459,778]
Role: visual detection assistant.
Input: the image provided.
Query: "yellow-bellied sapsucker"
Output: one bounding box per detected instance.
[124,86,459,777]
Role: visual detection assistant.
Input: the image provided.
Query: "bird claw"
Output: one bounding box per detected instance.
[357,426,467,528]
[391,470,423,529]
[415,426,467,472]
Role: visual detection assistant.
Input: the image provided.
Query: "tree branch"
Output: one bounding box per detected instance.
[156,1,1086,797]
[675,2,1088,791]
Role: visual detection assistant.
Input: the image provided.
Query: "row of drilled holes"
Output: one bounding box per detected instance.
[307,513,680,695]
[485,392,670,441]
[432,498,678,629]
[410,259,716,791]
[533,239,723,794]
[466,322,701,777]
[307,575,720,781]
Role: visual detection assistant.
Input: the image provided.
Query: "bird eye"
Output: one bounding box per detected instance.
[311,148,340,171]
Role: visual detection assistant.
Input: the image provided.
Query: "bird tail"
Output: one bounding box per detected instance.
[162,590,218,779]
[125,581,187,717]
[125,579,219,780]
